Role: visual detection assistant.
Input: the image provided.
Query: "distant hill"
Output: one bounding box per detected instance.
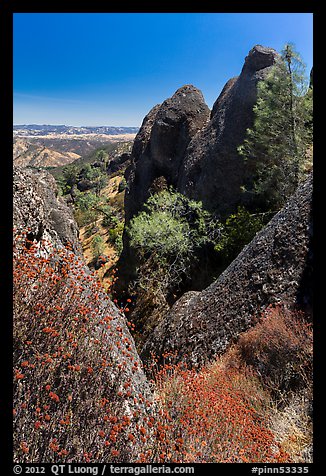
[49,140,133,178]
[13,125,137,168]
[13,137,81,168]
[13,124,139,137]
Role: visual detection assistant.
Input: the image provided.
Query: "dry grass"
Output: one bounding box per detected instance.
[145,354,290,463]
[222,305,313,462]
[269,388,313,462]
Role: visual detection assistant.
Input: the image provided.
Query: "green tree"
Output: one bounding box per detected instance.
[239,43,313,210]
[61,164,79,190]
[127,188,220,293]
[73,191,101,227]
[74,191,100,212]
[91,235,105,260]
[80,164,108,195]
[214,207,265,263]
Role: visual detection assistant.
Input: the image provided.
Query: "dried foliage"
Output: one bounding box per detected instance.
[235,305,313,398]
[13,229,154,463]
[146,355,290,463]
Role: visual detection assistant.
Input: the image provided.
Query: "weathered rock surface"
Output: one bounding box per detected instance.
[117,86,210,290]
[177,45,279,216]
[13,167,82,255]
[124,85,210,222]
[13,167,155,462]
[107,152,131,175]
[118,46,279,294]
[141,174,313,367]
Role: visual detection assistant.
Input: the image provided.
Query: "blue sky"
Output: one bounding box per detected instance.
[13,13,313,127]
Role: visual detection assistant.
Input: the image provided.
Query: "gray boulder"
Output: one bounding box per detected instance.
[13,167,155,462]
[13,167,82,255]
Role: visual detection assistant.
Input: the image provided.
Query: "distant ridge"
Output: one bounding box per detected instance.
[13,124,139,136]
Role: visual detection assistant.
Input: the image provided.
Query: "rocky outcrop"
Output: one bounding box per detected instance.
[13,167,82,255]
[177,45,279,216]
[117,46,279,294]
[117,86,210,290]
[124,85,210,222]
[124,45,279,224]
[106,152,131,175]
[13,167,155,462]
[141,174,313,368]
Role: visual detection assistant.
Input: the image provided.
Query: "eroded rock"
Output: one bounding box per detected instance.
[124,85,210,222]
[177,45,279,216]
[13,167,155,462]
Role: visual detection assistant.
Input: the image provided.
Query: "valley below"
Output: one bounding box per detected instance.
[13,125,137,168]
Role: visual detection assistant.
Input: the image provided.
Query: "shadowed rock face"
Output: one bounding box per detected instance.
[177,45,279,217]
[117,86,210,289]
[117,45,280,299]
[141,174,313,368]
[124,104,161,222]
[124,85,210,222]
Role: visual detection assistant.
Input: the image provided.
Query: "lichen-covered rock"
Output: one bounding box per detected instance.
[177,45,279,217]
[141,175,313,368]
[13,167,82,255]
[13,167,155,462]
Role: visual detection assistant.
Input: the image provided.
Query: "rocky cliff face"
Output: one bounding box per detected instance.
[13,167,82,255]
[118,85,210,289]
[124,85,210,222]
[141,174,313,367]
[177,45,279,216]
[13,167,155,462]
[124,45,278,224]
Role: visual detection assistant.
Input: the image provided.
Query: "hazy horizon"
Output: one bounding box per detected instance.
[13,123,140,128]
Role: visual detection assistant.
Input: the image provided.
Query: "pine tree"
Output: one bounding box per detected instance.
[239,43,313,210]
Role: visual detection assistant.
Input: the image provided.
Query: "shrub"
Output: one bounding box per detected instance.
[118,177,127,193]
[91,235,105,260]
[130,210,191,258]
[214,206,265,262]
[74,191,100,213]
[100,205,118,228]
[127,188,220,294]
[144,356,290,463]
[108,222,124,255]
[235,305,313,397]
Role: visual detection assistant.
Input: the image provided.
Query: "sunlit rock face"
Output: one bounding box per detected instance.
[177,45,279,217]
